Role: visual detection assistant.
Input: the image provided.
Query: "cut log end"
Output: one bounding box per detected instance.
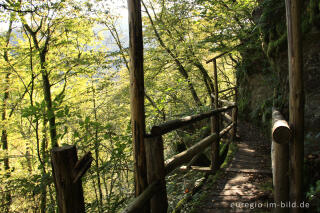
[273,125,291,144]
[272,109,291,144]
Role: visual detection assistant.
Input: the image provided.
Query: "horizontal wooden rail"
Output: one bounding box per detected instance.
[206,51,229,64]
[219,99,235,106]
[211,94,235,106]
[218,86,237,94]
[221,112,232,122]
[165,133,218,175]
[151,105,235,136]
[165,122,234,175]
[123,106,237,213]
[121,181,160,213]
[221,93,235,100]
[219,122,234,137]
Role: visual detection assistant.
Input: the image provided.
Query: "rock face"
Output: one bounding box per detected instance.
[238,0,320,147]
[241,27,320,147]
[303,29,320,137]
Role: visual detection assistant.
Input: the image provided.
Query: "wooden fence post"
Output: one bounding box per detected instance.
[145,136,168,213]
[231,104,238,141]
[211,59,220,171]
[285,0,304,210]
[271,109,290,213]
[51,145,93,213]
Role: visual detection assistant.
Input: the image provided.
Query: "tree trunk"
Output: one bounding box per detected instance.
[40,119,48,213]
[1,75,11,211]
[40,53,58,147]
[193,60,215,101]
[1,18,13,213]
[92,85,103,212]
[127,1,149,212]
[23,23,58,148]
[211,59,220,171]
[142,1,202,107]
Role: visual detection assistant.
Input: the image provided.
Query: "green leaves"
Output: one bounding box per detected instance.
[21,101,45,120]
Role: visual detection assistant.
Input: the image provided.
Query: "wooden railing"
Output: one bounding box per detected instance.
[271,108,291,213]
[122,97,238,213]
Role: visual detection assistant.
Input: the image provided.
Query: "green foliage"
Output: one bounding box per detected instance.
[306,180,320,211]
[257,0,286,58]
[258,0,320,58]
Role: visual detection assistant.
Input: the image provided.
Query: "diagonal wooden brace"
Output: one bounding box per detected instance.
[72,152,93,184]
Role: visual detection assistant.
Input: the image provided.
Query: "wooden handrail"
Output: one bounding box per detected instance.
[271,109,290,211]
[121,181,160,213]
[123,106,237,213]
[219,122,234,137]
[206,51,229,64]
[218,86,237,94]
[221,112,232,122]
[150,105,236,136]
[210,94,235,106]
[165,133,218,175]
[165,122,234,175]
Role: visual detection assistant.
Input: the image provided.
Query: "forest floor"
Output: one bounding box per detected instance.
[194,121,273,213]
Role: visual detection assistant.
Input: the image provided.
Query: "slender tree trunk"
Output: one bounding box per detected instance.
[193,61,215,99]
[40,119,48,213]
[145,1,213,104]
[127,1,149,212]
[23,23,58,148]
[1,18,13,213]
[210,59,220,171]
[92,85,103,212]
[40,56,58,148]
[142,1,202,107]
[105,21,166,120]
[1,73,11,213]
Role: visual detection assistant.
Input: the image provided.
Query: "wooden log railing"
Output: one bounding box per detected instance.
[150,105,235,136]
[271,109,291,213]
[122,98,238,213]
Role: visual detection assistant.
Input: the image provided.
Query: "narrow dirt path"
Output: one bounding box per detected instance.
[195,121,273,213]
